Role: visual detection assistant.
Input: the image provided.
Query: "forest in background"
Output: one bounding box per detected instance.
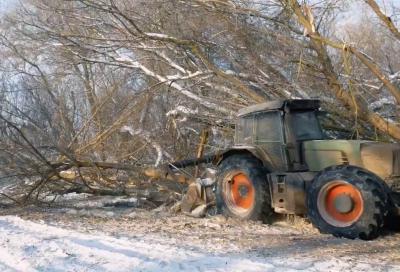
[0,0,400,204]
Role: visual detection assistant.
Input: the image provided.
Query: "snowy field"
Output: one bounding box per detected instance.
[0,193,397,272]
[0,213,399,272]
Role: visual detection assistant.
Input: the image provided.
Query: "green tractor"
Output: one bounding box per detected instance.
[214,99,400,240]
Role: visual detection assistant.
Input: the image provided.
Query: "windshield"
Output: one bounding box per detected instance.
[290,111,323,141]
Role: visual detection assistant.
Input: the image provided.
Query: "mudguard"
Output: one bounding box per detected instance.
[215,145,276,172]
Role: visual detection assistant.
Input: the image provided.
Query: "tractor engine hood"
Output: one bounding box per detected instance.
[303,140,400,180]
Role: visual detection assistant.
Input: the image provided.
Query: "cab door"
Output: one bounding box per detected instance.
[254,111,288,171]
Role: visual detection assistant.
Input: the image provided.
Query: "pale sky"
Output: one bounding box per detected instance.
[0,0,16,14]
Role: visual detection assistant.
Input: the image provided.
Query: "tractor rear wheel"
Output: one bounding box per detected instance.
[215,154,273,222]
[307,165,389,240]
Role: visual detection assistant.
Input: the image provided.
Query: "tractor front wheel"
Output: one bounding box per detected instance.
[215,154,273,222]
[307,165,389,240]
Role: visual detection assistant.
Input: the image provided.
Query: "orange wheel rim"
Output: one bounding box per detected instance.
[230,173,255,209]
[317,180,364,227]
[223,171,255,215]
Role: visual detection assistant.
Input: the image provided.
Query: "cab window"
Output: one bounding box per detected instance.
[290,111,323,141]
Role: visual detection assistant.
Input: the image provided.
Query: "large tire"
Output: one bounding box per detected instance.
[215,154,273,222]
[307,165,389,240]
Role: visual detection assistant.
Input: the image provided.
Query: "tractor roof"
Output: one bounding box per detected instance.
[237,99,320,117]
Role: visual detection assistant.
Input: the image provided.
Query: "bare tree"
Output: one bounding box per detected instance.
[0,0,399,203]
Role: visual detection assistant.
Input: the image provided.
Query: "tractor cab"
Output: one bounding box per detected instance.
[235,99,323,172]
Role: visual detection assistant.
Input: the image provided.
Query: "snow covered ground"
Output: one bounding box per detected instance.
[0,214,399,272]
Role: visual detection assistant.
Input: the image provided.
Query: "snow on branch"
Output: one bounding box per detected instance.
[120,126,163,167]
[166,106,199,117]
